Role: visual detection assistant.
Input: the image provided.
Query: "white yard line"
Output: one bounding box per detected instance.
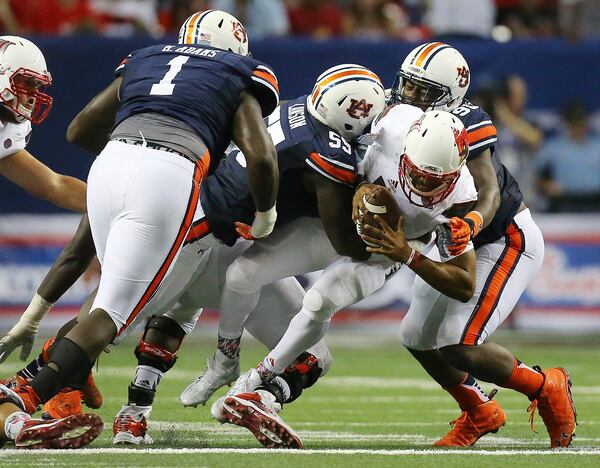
[1,448,599,456]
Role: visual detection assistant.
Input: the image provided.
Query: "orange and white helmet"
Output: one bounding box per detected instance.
[307,64,385,141]
[0,36,52,125]
[391,42,470,112]
[178,10,249,56]
[399,111,469,208]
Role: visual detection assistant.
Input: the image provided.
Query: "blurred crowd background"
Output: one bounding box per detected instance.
[0,0,599,213]
[2,0,599,41]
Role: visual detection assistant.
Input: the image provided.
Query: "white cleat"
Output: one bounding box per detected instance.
[222,390,301,449]
[180,350,240,407]
[211,368,264,423]
[112,405,154,445]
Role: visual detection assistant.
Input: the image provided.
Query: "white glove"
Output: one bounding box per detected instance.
[235,205,277,240]
[0,294,53,363]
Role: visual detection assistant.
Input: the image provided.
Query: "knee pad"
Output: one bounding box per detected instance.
[134,316,185,373]
[302,289,336,323]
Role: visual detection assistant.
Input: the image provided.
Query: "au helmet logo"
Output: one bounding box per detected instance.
[346,98,373,119]
[456,66,470,88]
[231,21,247,44]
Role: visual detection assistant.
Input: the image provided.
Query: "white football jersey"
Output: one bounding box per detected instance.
[0,119,31,160]
[359,103,478,241]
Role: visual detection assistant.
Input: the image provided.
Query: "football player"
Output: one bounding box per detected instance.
[180,64,386,409]
[385,42,576,448]
[0,9,281,449]
[0,36,86,214]
[0,62,385,447]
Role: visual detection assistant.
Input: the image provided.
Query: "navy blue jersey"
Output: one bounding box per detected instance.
[451,100,523,248]
[201,95,359,245]
[114,44,279,162]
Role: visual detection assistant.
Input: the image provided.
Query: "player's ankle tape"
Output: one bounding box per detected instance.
[128,383,156,407]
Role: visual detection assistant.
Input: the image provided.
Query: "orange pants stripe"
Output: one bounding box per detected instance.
[116,161,204,337]
[460,222,525,345]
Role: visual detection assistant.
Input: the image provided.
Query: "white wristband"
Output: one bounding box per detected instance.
[21,293,54,327]
[251,204,277,238]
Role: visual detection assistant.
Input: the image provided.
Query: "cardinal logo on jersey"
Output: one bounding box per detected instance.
[453,126,469,159]
[231,21,248,44]
[346,98,373,119]
[456,66,470,88]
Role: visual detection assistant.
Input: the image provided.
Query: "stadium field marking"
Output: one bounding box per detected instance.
[97,367,600,394]
[1,448,600,456]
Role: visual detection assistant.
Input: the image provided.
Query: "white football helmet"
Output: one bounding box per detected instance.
[307,64,385,141]
[178,9,249,56]
[399,110,469,208]
[0,36,52,125]
[391,42,470,112]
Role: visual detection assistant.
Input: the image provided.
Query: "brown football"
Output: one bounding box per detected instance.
[360,186,402,230]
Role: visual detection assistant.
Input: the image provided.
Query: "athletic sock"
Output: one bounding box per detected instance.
[16,337,56,381]
[216,335,241,360]
[265,310,330,375]
[502,358,544,398]
[445,374,490,411]
[133,365,164,392]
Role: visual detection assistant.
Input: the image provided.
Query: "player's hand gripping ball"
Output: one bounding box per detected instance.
[356,186,402,247]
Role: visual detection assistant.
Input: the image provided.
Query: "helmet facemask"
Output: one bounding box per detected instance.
[390,71,453,111]
[398,153,462,208]
[1,67,52,124]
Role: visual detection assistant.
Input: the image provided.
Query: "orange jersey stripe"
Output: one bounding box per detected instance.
[309,152,356,185]
[117,157,206,336]
[414,42,444,67]
[467,125,497,146]
[460,224,524,346]
[311,69,380,103]
[253,69,279,94]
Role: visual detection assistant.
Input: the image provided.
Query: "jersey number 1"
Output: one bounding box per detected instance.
[150,55,190,96]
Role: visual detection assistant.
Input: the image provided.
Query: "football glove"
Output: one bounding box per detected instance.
[446,211,484,256]
[0,294,53,363]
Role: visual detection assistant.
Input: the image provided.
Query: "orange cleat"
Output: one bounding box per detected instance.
[434,391,506,447]
[82,372,103,409]
[42,390,84,419]
[15,413,104,449]
[528,367,577,448]
[12,385,42,415]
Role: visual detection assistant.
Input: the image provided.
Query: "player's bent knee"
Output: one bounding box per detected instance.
[302,289,336,323]
[135,316,186,373]
[225,258,264,294]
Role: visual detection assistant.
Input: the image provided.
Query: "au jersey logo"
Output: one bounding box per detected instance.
[456,66,470,88]
[346,98,373,119]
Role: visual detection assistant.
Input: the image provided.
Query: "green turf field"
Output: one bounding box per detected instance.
[0,332,599,467]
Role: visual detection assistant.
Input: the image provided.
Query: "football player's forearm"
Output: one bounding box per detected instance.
[247,153,278,211]
[37,216,96,303]
[51,176,87,213]
[472,185,500,230]
[410,257,475,303]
